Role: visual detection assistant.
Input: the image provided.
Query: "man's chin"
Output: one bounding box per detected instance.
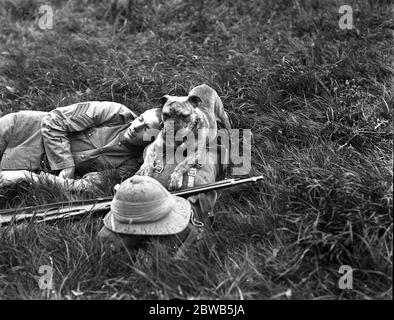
[124,133,145,146]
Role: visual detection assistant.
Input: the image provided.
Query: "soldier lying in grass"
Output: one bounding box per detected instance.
[0,101,161,191]
[0,87,229,253]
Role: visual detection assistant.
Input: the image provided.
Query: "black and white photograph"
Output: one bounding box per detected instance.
[0,0,392,304]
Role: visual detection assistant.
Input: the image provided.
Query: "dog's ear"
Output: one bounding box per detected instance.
[187,95,202,108]
[159,95,171,107]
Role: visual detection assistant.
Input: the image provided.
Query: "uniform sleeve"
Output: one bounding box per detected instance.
[0,112,16,157]
[41,101,137,171]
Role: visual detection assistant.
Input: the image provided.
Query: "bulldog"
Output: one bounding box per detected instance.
[136,84,231,190]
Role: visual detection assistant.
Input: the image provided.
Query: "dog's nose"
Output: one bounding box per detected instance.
[162,106,180,119]
[162,109,171,120]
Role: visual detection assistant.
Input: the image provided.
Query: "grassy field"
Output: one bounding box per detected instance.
[0,0,392,299]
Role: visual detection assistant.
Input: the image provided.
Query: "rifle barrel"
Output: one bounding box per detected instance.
[173,176,264,197]
[0,175,264,225]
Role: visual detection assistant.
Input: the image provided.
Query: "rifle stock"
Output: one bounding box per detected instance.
[0,176,263,225]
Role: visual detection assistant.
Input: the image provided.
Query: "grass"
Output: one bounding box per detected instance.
[0,0,392,299]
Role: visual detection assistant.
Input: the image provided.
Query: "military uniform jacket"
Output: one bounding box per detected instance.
[0,101,144,178]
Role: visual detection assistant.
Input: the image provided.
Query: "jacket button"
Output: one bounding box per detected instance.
[80,154,85,159]
[118,142,122,146]
[88,133,92,137]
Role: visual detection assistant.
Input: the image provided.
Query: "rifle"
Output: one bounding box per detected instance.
[0,176,263,225]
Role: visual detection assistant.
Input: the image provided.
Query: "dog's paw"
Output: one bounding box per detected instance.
[168,172,183,191]
[135,165,154,177]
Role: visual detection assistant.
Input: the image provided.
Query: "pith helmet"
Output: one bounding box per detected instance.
[103,175,192,235]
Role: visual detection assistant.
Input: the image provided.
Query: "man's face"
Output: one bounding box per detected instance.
[124,109,161,146]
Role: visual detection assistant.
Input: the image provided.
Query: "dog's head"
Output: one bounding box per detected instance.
[160,94,202,139]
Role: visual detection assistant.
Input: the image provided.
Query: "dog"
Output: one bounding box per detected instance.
[136,84,231,190]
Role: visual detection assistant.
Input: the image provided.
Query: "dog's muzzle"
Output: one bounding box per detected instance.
[163,114,201,137]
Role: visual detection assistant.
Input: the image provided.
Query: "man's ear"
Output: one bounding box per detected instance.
[188,95,202,107]
[159,95,171,107]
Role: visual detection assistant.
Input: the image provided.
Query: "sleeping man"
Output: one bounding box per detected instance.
[0,101,161,191]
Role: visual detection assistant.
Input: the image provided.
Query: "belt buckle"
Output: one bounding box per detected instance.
[154,165,163,174]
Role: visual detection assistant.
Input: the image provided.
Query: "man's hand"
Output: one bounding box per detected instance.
[59,166,75,179]
[0,170,28,188]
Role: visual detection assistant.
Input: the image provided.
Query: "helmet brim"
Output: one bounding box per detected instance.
[103,195,192,235]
